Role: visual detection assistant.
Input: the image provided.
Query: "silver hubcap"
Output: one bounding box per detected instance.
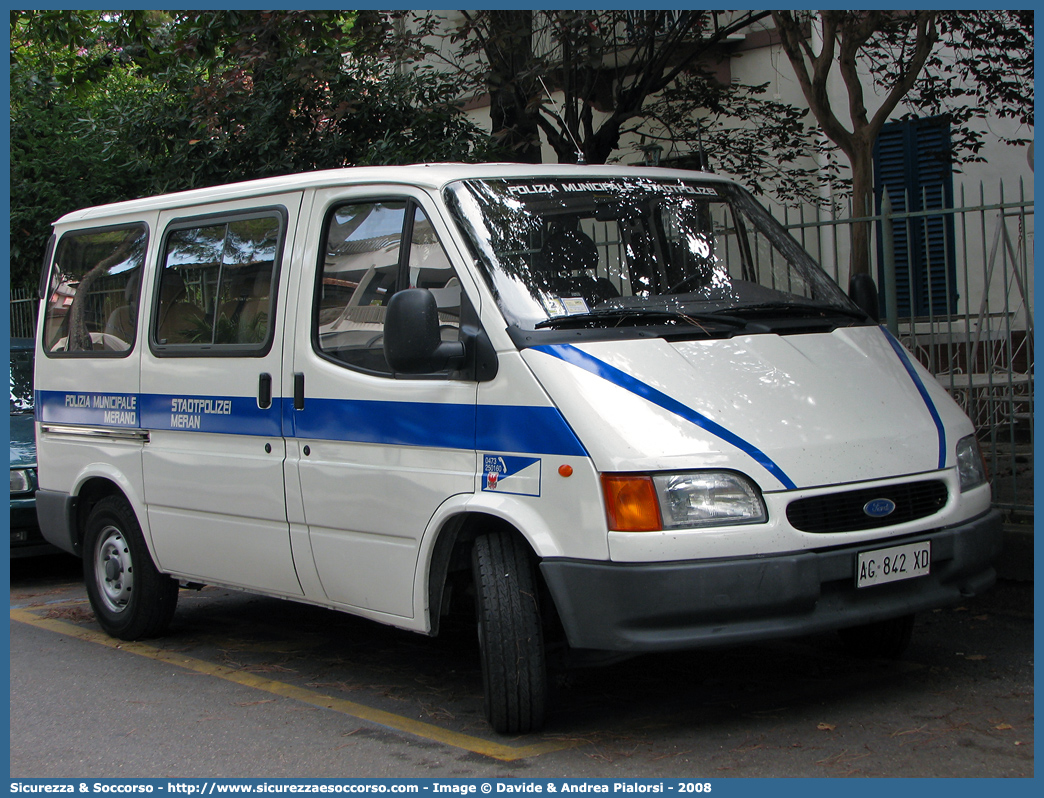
[95,525,133,614]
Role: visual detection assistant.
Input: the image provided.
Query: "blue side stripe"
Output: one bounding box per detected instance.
[289,397,475,449]
[534,344,798,490]
[882,329,947,469]
[36,390,587,457]
[290,398,585,455]
[37,390,144,429]
[36,390,284,437]
[143,394,282,437]
[477,404,587,457]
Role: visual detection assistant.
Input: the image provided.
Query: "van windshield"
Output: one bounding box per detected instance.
[445,177,865,336]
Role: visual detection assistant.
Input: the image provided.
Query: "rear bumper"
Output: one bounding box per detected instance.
[540,509,1003,652]
[35,488,80,556]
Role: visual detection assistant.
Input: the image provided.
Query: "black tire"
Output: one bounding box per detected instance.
[472,531,548,734]
[83,495,179,640]
[838,613,915,659]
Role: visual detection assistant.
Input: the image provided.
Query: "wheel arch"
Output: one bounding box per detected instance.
[70,474,147,557]
[420,508,558,638]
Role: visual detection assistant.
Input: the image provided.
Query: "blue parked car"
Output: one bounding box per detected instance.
[10,338,54,557]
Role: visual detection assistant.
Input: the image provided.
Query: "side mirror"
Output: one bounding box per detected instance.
[384,288,466,374]
[848,273,880,322]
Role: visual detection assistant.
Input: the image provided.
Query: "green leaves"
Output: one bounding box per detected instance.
[10,10,495,290]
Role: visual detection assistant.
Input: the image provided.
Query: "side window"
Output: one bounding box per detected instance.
[154,214,281,351]
[408,208,461,333]
[316,201,460,375]
[42,224,148,355]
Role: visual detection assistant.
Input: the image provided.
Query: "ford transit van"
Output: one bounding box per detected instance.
[34,164,1002,733]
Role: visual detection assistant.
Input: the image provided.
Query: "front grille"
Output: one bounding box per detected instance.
[786,480,948,533]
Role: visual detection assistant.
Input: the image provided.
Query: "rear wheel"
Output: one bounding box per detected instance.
[838,613,915,659]
[83,495,179,640]
[472,530,548,734]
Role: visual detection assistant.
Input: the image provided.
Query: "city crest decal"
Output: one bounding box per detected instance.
[482,454,542,497]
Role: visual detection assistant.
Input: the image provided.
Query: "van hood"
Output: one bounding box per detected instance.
[521,326,972,491]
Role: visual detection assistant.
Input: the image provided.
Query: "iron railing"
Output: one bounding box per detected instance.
[773,179,1033,516]
[10,286,37,340]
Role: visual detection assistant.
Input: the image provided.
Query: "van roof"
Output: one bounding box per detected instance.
[52,162,737,226]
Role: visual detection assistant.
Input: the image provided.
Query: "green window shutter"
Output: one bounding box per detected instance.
[874,117,957,317]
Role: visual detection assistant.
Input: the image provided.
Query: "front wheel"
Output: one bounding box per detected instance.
[83,496,179,640]
[472,531,548,734]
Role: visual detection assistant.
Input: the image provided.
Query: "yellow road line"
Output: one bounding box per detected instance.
[10,607,580,762]
[12,597,90,611]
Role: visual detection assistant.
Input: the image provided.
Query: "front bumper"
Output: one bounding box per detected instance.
[540,509,1003,652]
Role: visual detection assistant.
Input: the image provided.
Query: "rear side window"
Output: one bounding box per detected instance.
[153,212,283,354]
[42,224,148,355]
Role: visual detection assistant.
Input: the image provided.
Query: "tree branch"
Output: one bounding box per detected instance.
[772,11,855,157]
[867,12,938,140]
[837,18,871,135]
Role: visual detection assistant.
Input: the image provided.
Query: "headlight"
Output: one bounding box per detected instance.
[956,435,987,492]
[603,471,766,532]
[653,472,767,528]
[10,468,34,495]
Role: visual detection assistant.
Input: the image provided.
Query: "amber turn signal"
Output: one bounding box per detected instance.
[602,474,662,532]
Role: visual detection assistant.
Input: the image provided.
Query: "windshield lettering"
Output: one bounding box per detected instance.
[446,177,865,337]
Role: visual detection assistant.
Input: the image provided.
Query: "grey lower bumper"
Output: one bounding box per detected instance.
[35,489,80,556]
[540,509,1003,653]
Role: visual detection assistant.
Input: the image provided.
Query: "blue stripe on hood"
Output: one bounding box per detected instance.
[533,344,797,490]
[882,329,946,469]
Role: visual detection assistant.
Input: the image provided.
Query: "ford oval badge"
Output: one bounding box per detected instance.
[864,498,897,518]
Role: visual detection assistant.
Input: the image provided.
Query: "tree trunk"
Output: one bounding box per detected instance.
[849,148,874,278]
[485,11,542,164]
[67,238,137,352]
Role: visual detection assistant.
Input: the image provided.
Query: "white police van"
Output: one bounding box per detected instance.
[34,164,1001,733]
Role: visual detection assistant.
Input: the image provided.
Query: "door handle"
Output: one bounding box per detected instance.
[293,372,305,410]
[258,373,272,409]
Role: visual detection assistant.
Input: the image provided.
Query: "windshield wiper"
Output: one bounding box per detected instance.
[717,302,869,321]
[535,307,749,330]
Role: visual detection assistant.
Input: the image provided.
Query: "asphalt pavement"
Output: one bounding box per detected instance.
[9,553,1034,779]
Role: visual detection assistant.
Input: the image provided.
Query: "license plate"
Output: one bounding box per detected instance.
[856,540,931,588]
